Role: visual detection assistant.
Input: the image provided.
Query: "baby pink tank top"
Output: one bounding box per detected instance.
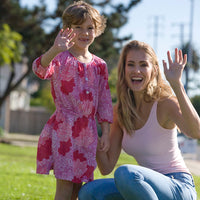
[122,101,190,174]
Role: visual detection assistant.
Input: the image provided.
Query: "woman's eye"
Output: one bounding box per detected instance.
[141,63,148,67]
[127,63,134,67]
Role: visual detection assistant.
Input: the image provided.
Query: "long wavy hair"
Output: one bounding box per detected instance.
[117,40,173,134]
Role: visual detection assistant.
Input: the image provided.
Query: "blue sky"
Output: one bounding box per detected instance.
[20,0,200,96]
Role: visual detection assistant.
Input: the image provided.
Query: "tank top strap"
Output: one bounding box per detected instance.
[143,101,158,128]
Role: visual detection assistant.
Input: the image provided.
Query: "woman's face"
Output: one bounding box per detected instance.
[125,49,154,93]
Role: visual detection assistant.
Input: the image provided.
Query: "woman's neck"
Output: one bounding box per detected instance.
[133,92,144,109]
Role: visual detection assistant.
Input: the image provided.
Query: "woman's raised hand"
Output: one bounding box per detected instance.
[163,48,187,86]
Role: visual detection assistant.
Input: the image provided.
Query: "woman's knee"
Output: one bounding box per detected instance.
[79,178,118,200]
[114,165,144,186]
[78,182,94,200]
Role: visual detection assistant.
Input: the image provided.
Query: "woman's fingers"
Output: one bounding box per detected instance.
[167,50,173,66]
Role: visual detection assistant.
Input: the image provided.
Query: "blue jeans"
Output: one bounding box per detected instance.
[78,164,197,200]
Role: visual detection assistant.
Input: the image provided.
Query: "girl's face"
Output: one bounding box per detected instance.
[125,49,154,93]
[71,16,96,50]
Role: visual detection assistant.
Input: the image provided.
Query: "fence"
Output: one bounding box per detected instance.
[9,107,51,135]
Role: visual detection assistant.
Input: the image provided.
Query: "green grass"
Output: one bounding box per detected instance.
[0,143,199,199]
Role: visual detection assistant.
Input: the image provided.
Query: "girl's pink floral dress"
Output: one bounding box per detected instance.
[32,51,113,183]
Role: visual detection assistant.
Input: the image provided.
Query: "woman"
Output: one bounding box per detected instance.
[78,40,200,200]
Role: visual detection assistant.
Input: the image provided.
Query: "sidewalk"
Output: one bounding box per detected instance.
[184,158,200,176]
[0,133,200,176]
[0,133,39,147]
[183,150,200,176]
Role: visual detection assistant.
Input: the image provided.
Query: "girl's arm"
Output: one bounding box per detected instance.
[41,28,75,67]
[163,48,200,139]
[97,107,123,175]
[99,122,110,152]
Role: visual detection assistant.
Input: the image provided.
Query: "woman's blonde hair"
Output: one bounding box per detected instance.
[62,1,106,37]
[117,40,173,134]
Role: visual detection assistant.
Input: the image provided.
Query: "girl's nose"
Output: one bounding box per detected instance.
[84,30,89,35]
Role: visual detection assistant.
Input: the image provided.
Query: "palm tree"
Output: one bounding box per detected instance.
[181,43,200,93]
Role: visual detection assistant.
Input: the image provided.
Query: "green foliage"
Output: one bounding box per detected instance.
[181,43,200,93]
[40,82,56,113]
[182,43,200,72]
[0,0,48,107]
[0,127,4,136]
[108,67,118,103]
[0,24,24,66]
[191,95,200,117]
[31,82,55,113]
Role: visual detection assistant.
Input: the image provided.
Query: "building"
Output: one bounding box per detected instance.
[0,60,50,135]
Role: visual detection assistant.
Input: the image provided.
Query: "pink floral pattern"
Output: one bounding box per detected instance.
[32,51,113,183]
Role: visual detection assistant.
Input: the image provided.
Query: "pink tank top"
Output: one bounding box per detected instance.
[122,101,190,174]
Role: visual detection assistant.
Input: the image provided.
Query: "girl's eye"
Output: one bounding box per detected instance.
[89,27,94,30]
[74,26,81,29]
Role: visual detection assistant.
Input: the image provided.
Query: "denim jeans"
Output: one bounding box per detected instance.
[78,164,197,200]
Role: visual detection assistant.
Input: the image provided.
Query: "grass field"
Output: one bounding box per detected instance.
[0,143,199,200]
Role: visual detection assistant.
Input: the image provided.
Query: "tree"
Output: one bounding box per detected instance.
[0,24,24,107]
[108,67,118,103]
[0,24,23,66]
[181,42,200,93]
[191,95,200,117]
[0,0,141,108]
[0,0,48,107]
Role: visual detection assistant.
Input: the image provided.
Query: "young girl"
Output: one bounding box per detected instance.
[32,1,113,199]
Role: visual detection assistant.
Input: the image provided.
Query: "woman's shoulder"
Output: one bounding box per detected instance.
[157,97,179,128]
[157,96,178,110]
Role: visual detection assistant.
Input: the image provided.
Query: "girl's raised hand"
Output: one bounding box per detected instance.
[162,48,187,86]
[53,28,76,53]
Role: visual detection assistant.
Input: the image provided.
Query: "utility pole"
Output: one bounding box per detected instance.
[185,0,197,156]
[186,0,194,94]
[172,23,187,48]
[148,16,164,53]
[153,16,159,53]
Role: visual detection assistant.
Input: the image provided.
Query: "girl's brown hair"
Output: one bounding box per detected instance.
[62,1,106,37]
[117,40,173,134]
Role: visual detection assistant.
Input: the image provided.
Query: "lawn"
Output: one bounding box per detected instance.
[0,143,199,199]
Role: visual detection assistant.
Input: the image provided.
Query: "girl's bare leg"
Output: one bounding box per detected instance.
[55,179,73,200]
[71,182,82,200]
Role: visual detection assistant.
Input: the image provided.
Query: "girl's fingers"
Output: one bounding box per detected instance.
[63,28,73,36]
[63,28,76,42]
[69,32,76,41]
